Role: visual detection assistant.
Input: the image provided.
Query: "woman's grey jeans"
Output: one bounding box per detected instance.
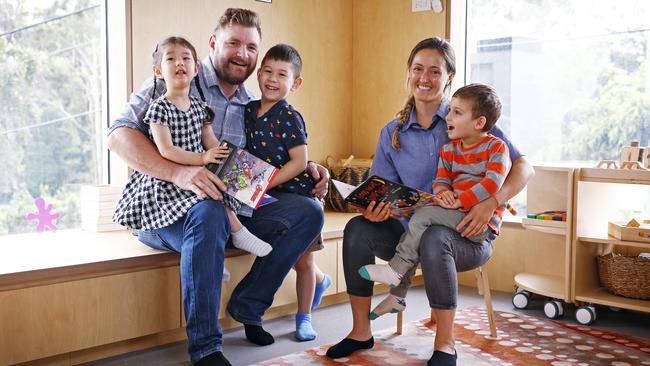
[342,215,492,309]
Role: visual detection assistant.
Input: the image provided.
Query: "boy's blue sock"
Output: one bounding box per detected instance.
[311,274,332,310]
[295,313,317,341]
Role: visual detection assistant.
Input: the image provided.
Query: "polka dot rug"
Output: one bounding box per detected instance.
[253,307,650,365]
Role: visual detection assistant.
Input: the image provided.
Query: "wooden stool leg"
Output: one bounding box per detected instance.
[478,265,498,339]
[396,311,403,334]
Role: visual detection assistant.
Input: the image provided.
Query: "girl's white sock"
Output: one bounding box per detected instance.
[231,227,272,257]
[369,294,406,320]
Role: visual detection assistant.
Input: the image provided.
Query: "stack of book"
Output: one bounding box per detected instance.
[80,185,125,232]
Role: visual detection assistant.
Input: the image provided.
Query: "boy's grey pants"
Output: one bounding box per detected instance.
[388,206,490,297]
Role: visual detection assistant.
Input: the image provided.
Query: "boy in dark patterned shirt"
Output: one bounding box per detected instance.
[244,44,331,342]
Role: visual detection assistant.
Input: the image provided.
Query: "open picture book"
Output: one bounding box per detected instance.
[206,141,278,209]
[332,175,437,218]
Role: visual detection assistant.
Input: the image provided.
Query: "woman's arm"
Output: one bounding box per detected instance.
[456,156,535,237]
[269,145,308,189]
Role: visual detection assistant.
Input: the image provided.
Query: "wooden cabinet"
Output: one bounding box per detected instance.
[571,168,650,324]
[512,164,577,319]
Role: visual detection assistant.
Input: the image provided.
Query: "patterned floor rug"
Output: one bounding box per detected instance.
[254,307,650,365]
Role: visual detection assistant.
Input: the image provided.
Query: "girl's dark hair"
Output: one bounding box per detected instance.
[149,36,215,122]
[261,43,302,78]
[452,83,502,132]
[392,37,456,150]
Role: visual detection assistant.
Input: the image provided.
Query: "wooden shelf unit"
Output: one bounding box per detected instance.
[572,168,650,314]
[514,165,576,302]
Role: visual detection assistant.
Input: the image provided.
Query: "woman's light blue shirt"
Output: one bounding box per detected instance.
[370,99,523,194]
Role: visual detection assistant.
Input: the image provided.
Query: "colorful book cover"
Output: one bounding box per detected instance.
[206,141,278,209]
[333,176,437,218]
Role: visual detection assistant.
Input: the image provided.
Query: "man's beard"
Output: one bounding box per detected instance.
[215,59,255,86]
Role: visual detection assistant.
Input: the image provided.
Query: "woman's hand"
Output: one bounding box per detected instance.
[456,196,497,237]
[358,201,391,222]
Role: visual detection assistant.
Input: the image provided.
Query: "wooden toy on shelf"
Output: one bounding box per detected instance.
[596,160,618,169]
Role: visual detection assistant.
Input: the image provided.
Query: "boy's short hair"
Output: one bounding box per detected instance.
[261,44,302,78]
[452,83,502,132]
[214,8,261,38]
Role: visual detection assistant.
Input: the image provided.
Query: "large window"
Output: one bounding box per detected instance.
[0,0,105,235]
[466,0,650,216]
[467,0,650,163]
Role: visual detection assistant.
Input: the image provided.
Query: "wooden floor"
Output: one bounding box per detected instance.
[81,285,650,366]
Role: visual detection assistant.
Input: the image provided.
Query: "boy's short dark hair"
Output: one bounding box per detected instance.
[214,8,261,38]
[452,83,502,132]
[261,44,302,78]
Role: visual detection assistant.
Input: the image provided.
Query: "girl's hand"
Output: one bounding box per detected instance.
[437,190,457,207]
[202,146,231,165]
[357,200,391,222]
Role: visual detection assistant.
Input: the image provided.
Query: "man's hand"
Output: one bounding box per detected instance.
[307,161,330,199]
[357,201,390,222]
[456,196,497,237]
[172,166,226,200]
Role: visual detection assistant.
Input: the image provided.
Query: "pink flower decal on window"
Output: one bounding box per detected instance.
[26,197,61,233]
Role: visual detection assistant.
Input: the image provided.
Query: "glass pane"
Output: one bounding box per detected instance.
[467,0,650,164]
[0,1,105,235]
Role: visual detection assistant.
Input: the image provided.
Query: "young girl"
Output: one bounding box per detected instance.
[244,43,331,342]
[113,36,271,257]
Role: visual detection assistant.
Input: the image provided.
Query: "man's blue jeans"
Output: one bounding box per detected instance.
[137,200,230,363]
[227,191,324,325]
[137,192,323,361]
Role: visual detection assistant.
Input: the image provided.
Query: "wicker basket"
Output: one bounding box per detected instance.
[597,253,650,300]
[324,155,371,212]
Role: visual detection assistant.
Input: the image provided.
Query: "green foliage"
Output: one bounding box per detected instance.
[0,0,102,234]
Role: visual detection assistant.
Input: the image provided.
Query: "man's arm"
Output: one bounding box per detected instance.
[456,156,535,237]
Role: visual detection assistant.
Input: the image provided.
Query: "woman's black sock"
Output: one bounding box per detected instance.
[427,350,457,366]
[244,324,275,346]
[325,337,374,358]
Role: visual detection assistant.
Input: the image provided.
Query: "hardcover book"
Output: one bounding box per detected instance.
[206,141,278,209]
[332,175,437,218]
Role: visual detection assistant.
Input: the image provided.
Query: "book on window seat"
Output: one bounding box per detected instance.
[206,141,278,209]
[332,175,436,218]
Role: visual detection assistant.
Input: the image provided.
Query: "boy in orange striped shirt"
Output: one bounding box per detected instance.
[360,83,510,317]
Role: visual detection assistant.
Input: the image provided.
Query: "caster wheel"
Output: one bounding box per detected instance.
[543,300,564,319]
[575,305,597,325]
[512,290,531,309]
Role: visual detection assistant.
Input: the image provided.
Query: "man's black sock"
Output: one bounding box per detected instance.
[325,337,374,358]
[194,351,232,366]
[244,324,275,346]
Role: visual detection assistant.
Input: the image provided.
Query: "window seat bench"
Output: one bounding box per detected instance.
[0,211,358,366]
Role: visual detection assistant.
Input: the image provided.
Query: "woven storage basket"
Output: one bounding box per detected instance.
[597,253,650,300]
[325,155,371,212]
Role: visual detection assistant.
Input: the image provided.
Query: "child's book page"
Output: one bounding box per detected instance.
[207,141,278,209]
[333,176,436,218]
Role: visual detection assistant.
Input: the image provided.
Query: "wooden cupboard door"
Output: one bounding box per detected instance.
[0,267,180,365]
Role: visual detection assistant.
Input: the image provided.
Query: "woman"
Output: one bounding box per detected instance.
[326,37,533,366]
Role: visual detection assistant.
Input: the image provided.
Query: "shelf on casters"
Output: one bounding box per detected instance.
[580,167,650,185]
[514,272,565,299]
[521,218,567,235]
[577,234,650,249]
[575,288,650,313]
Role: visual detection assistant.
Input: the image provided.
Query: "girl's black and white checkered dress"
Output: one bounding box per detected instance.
[113,95,238,230]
